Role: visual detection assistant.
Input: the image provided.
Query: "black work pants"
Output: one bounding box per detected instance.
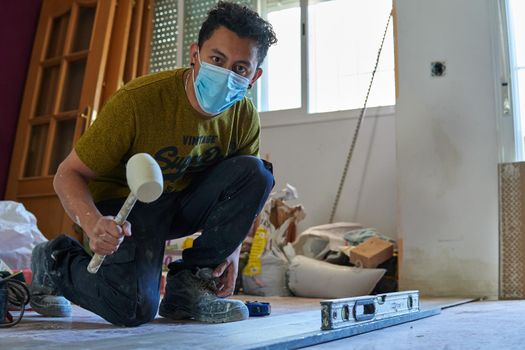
[47,156,274,326]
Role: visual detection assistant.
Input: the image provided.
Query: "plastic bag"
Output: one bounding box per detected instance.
[242,184,304,296]
[0,201,47,269]
[287,255,386,298]
[293,222,362,260]
[242,217,293,296]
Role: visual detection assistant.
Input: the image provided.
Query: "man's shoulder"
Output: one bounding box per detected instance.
[122,69,183,93]
[229,96,257,116]
[234,97,259,124]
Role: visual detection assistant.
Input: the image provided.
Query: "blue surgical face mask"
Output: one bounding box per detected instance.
[192,51,251,115]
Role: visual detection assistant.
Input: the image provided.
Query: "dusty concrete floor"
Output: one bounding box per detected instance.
[306,300,525,350]
[3,297,524,349]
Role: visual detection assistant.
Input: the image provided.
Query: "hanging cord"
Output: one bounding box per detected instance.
[329,10,393,223]
[0,277,30,328]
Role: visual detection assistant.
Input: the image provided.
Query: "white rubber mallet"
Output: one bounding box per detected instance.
[87,153,163,274]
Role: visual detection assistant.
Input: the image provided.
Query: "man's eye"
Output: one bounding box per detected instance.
[211,56,222,64]
[234,65,247,75]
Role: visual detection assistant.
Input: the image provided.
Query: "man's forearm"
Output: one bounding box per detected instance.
[54,166,102,235]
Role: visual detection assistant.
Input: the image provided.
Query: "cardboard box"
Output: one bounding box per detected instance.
[349,236,394,268]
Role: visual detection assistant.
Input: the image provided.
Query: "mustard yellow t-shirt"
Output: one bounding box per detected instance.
[75,68,260,203]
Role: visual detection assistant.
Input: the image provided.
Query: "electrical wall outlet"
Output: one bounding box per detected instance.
[431,61,446,77]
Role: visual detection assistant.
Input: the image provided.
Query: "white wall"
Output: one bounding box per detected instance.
[259,0,503,299]
[395,0,501,298]
[260,109,398,238]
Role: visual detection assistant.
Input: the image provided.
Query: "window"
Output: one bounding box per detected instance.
[257,1,302,112]
[507,0,525,159]
[307,0,395,113]
[150,0,395,117]
[258,0,395,114]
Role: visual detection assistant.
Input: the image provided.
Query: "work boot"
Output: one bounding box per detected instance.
[30,241,72,317]
[159,267,248,323]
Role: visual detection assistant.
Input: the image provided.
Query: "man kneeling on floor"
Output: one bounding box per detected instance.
[30,1,276,327]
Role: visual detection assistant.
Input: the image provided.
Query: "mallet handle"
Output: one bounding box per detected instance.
[87,193,138,274]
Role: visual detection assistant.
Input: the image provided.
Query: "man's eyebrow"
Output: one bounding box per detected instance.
[211,48,227,58]
[210,48,252,67]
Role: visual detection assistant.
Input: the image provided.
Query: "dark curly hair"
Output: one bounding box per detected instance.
[198,1,277,66]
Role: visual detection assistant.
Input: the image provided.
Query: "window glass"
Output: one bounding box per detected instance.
[518,69,525,125]
[258,1,301,112]
[307,0,394,113]
[509,0,525,67]
[508,0,525,158]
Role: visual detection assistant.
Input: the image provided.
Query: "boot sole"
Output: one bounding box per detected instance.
[159,304,248,323]
[30,299,72,317]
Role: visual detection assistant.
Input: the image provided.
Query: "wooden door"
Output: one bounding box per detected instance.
[5,0,116,240]
[101,0,153,105]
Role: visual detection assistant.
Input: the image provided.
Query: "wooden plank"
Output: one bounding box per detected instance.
[0,307,440,350]
[3,297,484,350]
[252,309,441,350]
[6,301,525,350]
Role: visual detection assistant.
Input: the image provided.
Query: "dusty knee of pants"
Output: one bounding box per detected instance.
[102,293,159,327]
[228,156,274,192]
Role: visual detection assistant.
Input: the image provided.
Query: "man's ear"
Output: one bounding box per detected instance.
[189,43,199,66]
[249,68,263,89]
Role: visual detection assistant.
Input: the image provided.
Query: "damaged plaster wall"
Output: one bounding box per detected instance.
[395,0,500,297]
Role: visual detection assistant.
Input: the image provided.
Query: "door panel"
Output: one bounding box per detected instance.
[61,58,87,112]
[49,118,77,174]
[100,0,133,104]
[72,5,96,52]
[99,0,153,105]
[21,196,67,240]
[6,0,116,240]
[46,11,70,59]
[35,64,61,117]
[136,0,154,78]
[24,124,49,178]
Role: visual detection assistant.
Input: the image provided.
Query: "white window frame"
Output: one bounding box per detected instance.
[168,0,396,128]
[258,0,396,128]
